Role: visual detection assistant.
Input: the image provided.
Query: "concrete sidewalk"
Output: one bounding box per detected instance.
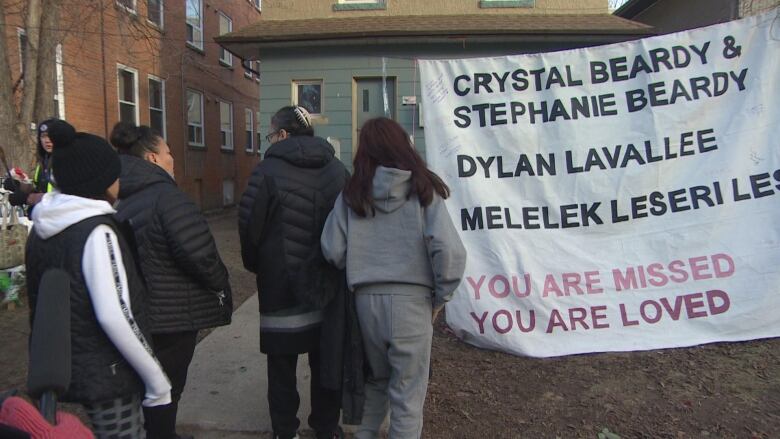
[177,293,316,438]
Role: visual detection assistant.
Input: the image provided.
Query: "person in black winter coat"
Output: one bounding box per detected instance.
[239,106,348,439]
[111,122,233,439]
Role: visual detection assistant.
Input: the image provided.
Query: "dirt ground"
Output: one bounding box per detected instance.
[3,209,779,438]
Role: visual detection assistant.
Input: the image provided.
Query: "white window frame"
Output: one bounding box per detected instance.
[187,89,205,147]
[116,0,137,14]
[147,0,164,28]
[186,0,203,50]
[54,44,65,118]
[218,13,233,66]
[219,100,234,151]
[253,0,261,11]
[117,64,139,125]
[254,61,261,82]
[17,29,26,75]
[292,79,323,116]
[148,75,166,140]
[244,108,254,152]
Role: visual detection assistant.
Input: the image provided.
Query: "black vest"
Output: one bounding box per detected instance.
[26,215,150,403]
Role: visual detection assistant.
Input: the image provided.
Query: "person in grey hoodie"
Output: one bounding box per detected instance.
[320,117,467,439]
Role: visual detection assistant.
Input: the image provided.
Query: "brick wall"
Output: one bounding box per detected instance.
[5,0,262,210]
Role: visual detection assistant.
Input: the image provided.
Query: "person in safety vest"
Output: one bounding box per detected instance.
[3,119,59,214]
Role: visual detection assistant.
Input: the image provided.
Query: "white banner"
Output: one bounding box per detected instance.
[419,11,780,357]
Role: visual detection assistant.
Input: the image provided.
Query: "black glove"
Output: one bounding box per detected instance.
[2,177,19,192]
[8,187,27,206]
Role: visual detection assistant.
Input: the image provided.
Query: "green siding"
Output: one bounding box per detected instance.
[259,55,425,169]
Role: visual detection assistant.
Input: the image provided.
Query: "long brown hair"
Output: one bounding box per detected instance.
[343,117,449,217]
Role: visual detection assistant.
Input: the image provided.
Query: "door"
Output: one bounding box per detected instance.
[354,77,396,152]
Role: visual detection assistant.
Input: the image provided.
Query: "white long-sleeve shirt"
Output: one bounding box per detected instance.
[33,191,171,407]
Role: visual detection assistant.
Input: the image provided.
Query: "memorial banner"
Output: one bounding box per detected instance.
[419,12,780,357]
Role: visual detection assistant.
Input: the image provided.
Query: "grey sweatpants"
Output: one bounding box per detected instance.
[355,286,433,439]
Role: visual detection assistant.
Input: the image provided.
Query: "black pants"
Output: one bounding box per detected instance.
[144,330,198,439]
[267,349,341,439]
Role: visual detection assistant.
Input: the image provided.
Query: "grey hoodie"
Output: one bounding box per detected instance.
[321,166,466,307]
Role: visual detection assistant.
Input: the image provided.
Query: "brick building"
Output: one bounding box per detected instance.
[4,0,263,210]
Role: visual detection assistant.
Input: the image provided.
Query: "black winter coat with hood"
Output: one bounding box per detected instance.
[115,155,232,334]
[238,135,348,354]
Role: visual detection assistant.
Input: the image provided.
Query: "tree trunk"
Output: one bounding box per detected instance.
[0,0,23,169]
[34,0,60,122]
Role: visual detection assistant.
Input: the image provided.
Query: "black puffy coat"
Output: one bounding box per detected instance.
[239,135,348,354]
[115,155,232,334]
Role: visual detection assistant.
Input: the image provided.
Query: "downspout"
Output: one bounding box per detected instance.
[100,0,109,137]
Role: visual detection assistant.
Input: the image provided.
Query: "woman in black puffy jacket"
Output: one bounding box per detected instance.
[111,121,233,439]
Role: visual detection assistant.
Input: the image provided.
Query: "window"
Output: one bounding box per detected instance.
[245,109,254,152]
[187,90,204,146]
[292,80,322,115]
[116,0,136,13]
[333,0,385,10]
[479,0,534,8]
[54,44,64,118]
[117,65,139,124]
[17,29,27,74]
[147,0,163,28]
[186,0,203,50]
[253,0,261,10]
[256,111,262,152]
[218,13,233,66]
[219,101,233,150]
[244,60,261,79]
[148,76,166,139]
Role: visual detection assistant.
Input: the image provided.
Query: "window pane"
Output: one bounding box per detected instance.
[187,92,202,124]
[148,0,162,26]
[149,79,162,108]
[220,102,230,127]
[117,0,134,10]
[19,33,27,73]
[186,0,200,26]
[150,109,164,135]
[120,103,136,124]
[120,70,135,102]
[297,84,321,114]
[219,15,231,34]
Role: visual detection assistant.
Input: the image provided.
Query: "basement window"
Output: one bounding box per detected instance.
[333,0,386,11]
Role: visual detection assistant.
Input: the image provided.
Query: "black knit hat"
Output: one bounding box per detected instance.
[48,120,121,198]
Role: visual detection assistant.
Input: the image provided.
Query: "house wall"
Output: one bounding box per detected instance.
[631,0,739,34]
[262,0,608,19]
[257,39,602,169]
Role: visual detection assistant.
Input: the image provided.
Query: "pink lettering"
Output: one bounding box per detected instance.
[584,271,603,294]
[591,305,609,329]
[542,274,563,297]
[546,309,568,333]
[467,275,486,300]
[489,275,511,299]
[706,289,730,315]
[470,311,488,333]
[684,293,707,318]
